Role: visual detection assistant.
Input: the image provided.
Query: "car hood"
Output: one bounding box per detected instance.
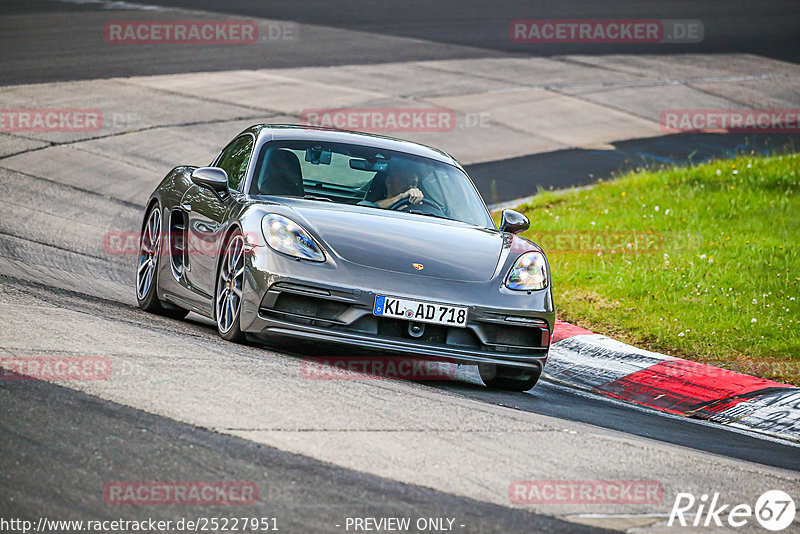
[290,204,503,282]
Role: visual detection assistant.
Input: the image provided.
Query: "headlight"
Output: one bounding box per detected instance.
[261,214,325,262]
[505,251,548,291]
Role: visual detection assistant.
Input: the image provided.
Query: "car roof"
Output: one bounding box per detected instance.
[246,124,462,169]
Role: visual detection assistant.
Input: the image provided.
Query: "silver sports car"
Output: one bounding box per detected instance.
[136,125,554,391]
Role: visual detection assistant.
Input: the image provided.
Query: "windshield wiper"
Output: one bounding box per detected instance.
[303,195,333,202]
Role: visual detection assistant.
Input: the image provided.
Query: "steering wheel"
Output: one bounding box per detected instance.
[389,197,447,217]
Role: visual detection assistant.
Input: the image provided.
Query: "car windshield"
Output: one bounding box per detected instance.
[249,140,493,228]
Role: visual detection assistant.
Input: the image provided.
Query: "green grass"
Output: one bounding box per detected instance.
[510,152,800,384]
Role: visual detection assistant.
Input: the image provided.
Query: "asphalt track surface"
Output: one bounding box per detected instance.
[2,1,800,533]
[3,0,799,85]
[0,377,604,533]
[3,0,798,204]
[0,141,798,530]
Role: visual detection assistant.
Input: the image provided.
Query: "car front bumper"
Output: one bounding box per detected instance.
[238,246,554,371]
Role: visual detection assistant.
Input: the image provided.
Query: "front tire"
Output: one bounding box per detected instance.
[214,230,247,343]
[136,203,189,319]
[479,363,541,392]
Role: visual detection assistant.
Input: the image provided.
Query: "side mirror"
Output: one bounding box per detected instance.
[191,167,229,196]
[499,209,530,234]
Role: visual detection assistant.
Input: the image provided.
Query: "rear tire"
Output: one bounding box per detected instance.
[479,363,541,392]
[214,230,248,343]
[136,203,189,320]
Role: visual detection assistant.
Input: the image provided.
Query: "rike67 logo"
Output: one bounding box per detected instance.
[669,490,796,531]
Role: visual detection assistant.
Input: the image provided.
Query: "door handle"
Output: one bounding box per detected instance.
[181,203,192,212]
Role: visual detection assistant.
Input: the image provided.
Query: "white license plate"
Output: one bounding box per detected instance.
[373,295,467,328]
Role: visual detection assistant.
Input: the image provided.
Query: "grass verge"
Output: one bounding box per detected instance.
[512,152,799,384]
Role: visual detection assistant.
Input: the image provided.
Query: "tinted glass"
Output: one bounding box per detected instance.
[251,140,492,228]
[216,135,254,190]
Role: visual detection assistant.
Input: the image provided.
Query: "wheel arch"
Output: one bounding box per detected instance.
[141,196,161,231]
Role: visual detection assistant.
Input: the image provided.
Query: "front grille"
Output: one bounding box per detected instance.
[261,287,546,355]
[478,322,542,347]
[272,292,348,322]
[377,318,448,344]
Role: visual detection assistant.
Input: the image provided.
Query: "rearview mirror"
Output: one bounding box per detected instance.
[305,147,332,165]
[191,167,228,196]
[349,158,388,172]
[499,209,530,234]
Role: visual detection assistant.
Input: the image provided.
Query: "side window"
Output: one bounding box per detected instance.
[215,135,254,191]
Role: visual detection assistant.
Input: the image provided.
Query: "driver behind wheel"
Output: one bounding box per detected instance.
[375,160,424,208]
